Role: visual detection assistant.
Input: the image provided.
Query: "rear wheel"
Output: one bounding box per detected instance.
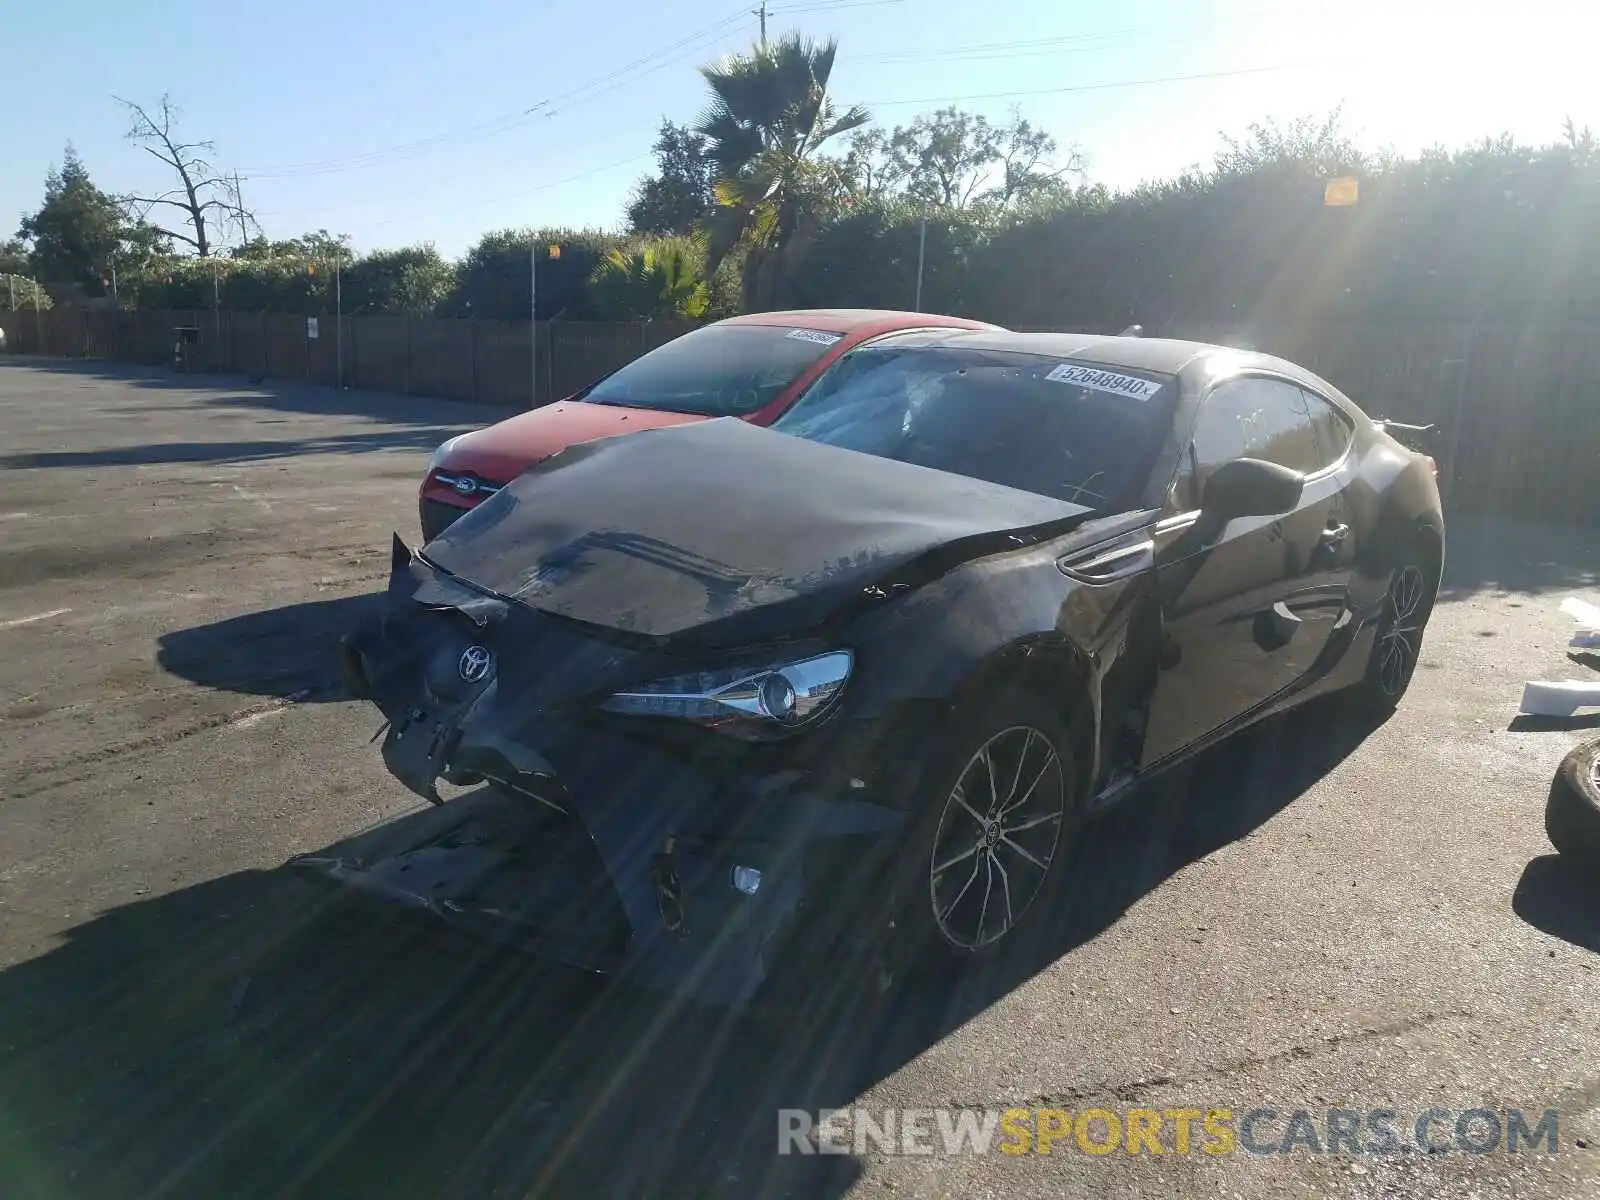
[1347,553,1438,712]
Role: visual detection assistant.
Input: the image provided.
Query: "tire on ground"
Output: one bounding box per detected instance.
[1345,540,1441,714]
[1545,737,1600,867]
[894,686,1083,976]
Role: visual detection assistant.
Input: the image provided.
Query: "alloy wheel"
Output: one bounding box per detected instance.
[1377,564,1429,697]
[928,725,1066,950]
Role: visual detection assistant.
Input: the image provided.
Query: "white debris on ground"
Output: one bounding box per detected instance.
[1519,596,1600,715]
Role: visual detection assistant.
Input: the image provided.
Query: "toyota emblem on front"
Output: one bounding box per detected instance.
[458,644,494,683]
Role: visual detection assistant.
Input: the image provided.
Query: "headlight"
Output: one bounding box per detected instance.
[428,434,464,472]
[602,651,853,736]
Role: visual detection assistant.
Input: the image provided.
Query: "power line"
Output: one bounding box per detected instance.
[236,7,751,179]
[851,14,1325,65]
[770,0,907,11]
[531,9,750,114]
[537,22,750,119]
[858,58,1349,109]
[363,152,657,228]
[239,112,548,180]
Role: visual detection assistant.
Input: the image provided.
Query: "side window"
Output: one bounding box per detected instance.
[1172,377,1319,508]
[1300,389,1353,468]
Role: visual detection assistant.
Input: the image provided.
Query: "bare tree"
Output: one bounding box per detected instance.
[990,109,1084,209]
[117,95,257,257]
[1563,115,1596,158]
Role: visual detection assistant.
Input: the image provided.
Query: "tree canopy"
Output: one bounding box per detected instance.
[16,146,169,297]
[589,237,710,320]
[626,122,717,236]
[692,33,870,305]
[230,230,352,264]
[841,106,1082,212]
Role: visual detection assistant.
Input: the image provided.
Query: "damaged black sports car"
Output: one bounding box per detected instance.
[303,330,1444,1004]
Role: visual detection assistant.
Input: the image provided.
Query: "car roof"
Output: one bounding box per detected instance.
[858,329,1351,398]
[715,308,999,335]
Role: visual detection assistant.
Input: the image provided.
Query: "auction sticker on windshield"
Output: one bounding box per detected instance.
[786,329,844,346]
[1045,363,1164,400]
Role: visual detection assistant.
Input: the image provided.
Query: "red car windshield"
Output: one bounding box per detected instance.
[581,323,843,418]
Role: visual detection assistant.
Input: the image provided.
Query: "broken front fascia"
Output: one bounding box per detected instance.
[302,538,912,1003]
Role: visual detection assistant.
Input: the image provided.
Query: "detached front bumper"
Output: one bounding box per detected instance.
[301,540,914,1005]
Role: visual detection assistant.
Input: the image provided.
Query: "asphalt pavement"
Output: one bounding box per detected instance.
[1,358,1599,1199]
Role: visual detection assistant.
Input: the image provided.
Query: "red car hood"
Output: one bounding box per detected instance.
[441,401,708,482]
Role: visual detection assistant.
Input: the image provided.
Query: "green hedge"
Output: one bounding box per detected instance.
[772,137,1600,331]
[104,133,1600,332]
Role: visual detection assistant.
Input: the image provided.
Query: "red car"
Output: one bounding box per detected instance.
[418,308,999,540]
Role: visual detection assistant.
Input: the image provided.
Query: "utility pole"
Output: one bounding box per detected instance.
[336,254,344,388]
[232,171,247,238]
[914,215,928,310]
[754,0,767,46]
[530,241,538,409]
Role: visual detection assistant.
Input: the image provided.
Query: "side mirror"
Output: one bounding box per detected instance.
[1200,457,1304,524]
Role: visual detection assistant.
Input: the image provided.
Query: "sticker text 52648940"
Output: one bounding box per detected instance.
[1044,363,1164,401]
[786,328,844,346]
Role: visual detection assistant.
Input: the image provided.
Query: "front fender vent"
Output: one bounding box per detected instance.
[1057,537,1154,583]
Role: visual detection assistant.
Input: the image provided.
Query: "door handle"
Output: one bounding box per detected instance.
[1319,521,1350,547]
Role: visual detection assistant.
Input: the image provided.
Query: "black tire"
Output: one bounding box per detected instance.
[1346,551,1439,713]
[1546,738,1600,866]
[892,689,1083,975]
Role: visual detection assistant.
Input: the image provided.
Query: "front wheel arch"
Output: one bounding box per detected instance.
[944,637,1099,808]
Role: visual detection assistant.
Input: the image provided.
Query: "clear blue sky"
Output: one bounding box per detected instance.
[4,0,1593,259]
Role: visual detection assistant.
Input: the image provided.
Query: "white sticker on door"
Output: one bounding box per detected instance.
[1044,362,1164,400]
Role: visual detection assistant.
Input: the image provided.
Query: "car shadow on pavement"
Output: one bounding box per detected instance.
[157,592,385,702]
[892,700,1392,1034]
[8,358,505,427]
[0,701,1381,1199]
[0,429,460,470]
[1512,855,1600,955]
[1437,515,1600,602]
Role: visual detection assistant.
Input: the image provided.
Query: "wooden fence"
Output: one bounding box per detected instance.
[0,308,697,409]
[1169,317,1600,526]
[3,307,1597,524]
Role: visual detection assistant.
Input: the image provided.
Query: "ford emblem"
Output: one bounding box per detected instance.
[452,474,477,497]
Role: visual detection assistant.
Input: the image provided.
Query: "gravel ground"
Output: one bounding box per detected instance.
[1,358,1598,1200]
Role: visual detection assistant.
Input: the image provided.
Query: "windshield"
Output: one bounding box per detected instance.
[582,323,843,417]
[771,345,1175,510]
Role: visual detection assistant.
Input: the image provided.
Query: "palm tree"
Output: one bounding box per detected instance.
[588,238,710,321]
[694,34,870,304]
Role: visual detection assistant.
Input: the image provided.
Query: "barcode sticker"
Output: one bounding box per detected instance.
[1044,363,1164,401]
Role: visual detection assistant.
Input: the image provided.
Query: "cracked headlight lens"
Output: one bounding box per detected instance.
[602,651,853,735]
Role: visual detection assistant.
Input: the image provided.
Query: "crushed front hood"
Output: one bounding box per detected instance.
[423,418,1091,643]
